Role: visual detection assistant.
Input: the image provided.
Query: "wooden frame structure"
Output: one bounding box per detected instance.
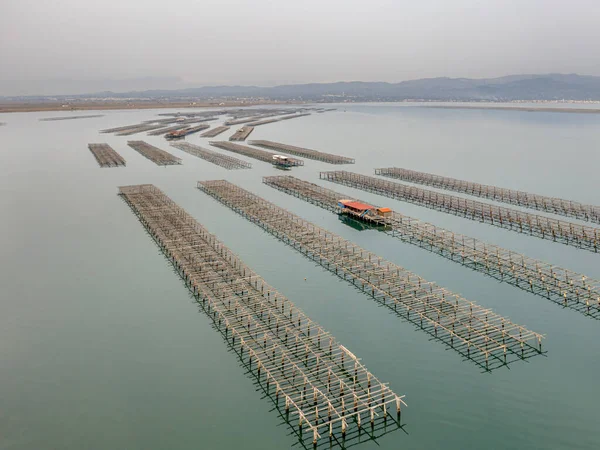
[200,126,231,138]
[170,142,251,169]
[249,140,355,164]
[224,110,301,126]
[210,141,304,166]
[118,184,404,445]
[115,124,166,136]
[87,143,126,168]
[197,180,544,371]
[263,175,600,318]
[165,124,210,138]
[376,167,600,225]
[126,140,181,166]
[147,124,190,136]
[101,123,162,135]
[229,126,254,141]
[40,114,104,121]
[320,171,600,253]
[245,113,311,127]
[146,117,217,126]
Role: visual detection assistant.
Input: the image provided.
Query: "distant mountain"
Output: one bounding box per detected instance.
[4,74,600,102]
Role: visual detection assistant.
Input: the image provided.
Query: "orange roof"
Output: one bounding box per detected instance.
[339,200,375,211]
[377,207,392,213]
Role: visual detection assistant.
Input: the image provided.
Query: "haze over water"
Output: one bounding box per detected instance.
[1,104,600,449]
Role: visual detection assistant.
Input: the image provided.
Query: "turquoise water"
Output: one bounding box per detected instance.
[1,104,600,449]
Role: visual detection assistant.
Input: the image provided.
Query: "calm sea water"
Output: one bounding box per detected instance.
[1,104,600,449]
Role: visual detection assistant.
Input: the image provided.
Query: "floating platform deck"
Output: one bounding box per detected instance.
[40,114,104,121]
[180,124,210,135]
[142,118,177,124]
[87,143,126,168]
[230,108,304,118]
[249,140,355,164]
[245,113,311,127]
[209,141,304,166]
[189,117,218,123]
[101,123,145,133]
[263,176,600,318]
[157,111,228,118]
[320,171,600,253]
[170,142,251,169]
[145,117,218,125]
[118,184,404,445]
[229,126,255,141]
[200,126,230,138]
[225,111,301,125]
[225,116,265,126]
[198,180,543,371]
[116,124,166,136]
[376,167,600,225]
[147,124,190,136]
[243,117,283,126]
[126,140,181,166]
[101,123,164,135]
[165,124,210,139]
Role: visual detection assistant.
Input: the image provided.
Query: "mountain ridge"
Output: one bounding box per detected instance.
[4,74,600,101]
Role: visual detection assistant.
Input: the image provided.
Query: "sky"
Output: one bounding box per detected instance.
[1,0,599,95]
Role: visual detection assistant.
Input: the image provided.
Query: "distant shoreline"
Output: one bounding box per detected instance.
[0,100,294,114]
[419,104,600,114]
[2,100,600,115]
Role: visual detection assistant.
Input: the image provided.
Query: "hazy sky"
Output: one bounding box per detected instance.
[1,0,599,95]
